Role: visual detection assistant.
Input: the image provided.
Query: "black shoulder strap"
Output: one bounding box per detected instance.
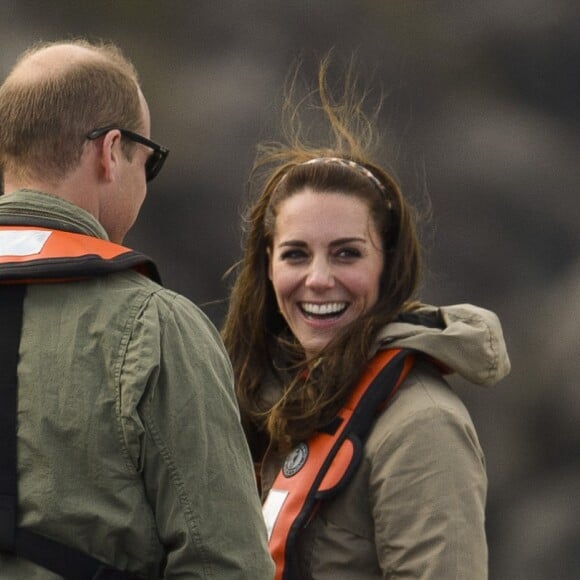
[0,285,137,580]
[315,348,415,502]
[0,285,22,553]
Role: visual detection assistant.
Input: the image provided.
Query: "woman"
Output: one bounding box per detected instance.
[222,61,510,579]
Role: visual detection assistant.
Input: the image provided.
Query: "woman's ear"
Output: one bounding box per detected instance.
[266,246,273,281]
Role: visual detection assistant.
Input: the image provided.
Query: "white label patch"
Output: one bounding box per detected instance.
[0,230,52,256]
[262,489,288,541]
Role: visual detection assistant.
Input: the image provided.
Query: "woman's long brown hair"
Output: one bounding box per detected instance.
[222,56,421,455]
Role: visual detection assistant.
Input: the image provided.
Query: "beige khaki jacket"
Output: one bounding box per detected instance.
[261,304,510,579]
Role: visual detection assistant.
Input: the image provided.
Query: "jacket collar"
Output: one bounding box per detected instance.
[0,189,108,240]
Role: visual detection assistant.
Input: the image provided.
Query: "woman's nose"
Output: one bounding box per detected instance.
[305,259,334,290]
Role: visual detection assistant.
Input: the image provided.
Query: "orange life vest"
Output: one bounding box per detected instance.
[0,225,160,284]
[263,348,415,580]
[0,225,157,579]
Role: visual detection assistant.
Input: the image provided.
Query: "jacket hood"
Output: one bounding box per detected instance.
[374,303,511,387]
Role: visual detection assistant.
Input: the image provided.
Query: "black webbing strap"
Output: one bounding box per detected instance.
[0,285,137,579]
[14,528,135,580]
[0,285,22,552]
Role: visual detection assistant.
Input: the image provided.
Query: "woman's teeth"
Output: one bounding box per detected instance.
[301,302,347,317]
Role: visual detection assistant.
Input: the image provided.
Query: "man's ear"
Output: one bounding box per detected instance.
[99,129,123,182]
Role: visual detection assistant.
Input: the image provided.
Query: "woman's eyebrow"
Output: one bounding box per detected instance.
[329,237,367,247]
[277,240,307,247]
[277,237,367,247]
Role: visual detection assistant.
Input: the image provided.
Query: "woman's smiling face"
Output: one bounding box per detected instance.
[268,189,384,356]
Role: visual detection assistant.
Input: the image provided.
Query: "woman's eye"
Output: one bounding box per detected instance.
[336,247,362,259]
[280,249,307,261]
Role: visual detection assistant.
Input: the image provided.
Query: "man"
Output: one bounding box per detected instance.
[0,40,273,579]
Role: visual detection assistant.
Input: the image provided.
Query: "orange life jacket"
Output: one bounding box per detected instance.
[0,225,157,579]
[263,348,415,580]
[0,225,160,284]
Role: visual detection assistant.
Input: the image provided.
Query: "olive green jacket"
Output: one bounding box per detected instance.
[260,304,510,579]
[0,190,274,579]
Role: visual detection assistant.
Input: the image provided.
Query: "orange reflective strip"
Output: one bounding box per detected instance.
[0,227,130,263]
[266,348,414,580]
[0,226,159,285]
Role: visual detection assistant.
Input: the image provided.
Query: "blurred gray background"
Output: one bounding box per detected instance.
[1,1,578,578]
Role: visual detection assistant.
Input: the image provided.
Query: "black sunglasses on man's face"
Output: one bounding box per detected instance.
[86,126,169,182]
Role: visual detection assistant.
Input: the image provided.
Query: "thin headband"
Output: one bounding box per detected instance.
[301,157,392,209]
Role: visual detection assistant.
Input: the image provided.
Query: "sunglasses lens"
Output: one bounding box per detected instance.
[145,151,163,182]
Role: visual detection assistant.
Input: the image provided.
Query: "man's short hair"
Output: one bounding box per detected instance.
[0,39,143,182]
